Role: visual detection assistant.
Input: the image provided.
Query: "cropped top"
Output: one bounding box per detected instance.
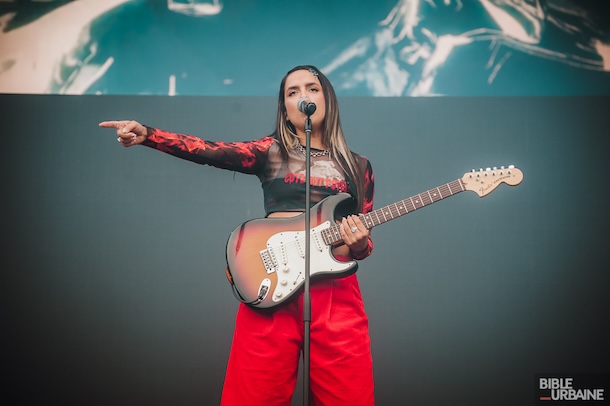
[141,127,375,258]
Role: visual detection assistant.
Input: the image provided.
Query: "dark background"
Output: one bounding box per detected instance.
[1,94,608,405]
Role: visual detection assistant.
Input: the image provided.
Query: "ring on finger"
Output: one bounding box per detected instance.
[351,226,358,233]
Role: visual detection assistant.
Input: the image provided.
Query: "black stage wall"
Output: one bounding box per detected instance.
[2,94,608,405]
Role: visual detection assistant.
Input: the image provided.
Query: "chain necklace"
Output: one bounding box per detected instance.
[294,139,330,158]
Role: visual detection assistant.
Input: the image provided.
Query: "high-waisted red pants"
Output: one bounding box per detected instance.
[221,274,375,405]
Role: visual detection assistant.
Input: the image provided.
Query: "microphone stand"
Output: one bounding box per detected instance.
[303,114,312,406]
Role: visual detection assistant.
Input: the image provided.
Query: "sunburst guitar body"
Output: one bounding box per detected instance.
[225,166,523,308]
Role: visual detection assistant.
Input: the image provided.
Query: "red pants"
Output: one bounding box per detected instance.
[221,274,375,406]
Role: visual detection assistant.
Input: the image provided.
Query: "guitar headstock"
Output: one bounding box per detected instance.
[462,165,523,197]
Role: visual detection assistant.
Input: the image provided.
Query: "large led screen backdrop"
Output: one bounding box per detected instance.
[1,0,609,96]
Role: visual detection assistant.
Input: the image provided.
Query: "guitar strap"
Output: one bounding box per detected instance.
[225,266,234,285]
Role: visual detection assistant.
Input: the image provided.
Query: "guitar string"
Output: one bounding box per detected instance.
[265,180,465,263]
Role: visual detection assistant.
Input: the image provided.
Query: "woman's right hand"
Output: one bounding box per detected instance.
[98,120,148,147]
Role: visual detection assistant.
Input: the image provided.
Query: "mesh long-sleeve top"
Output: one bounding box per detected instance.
[142,127,375,258]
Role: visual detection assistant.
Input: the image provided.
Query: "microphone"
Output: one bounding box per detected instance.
[297,98,317,116]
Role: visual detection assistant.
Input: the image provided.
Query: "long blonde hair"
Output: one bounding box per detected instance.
[273,65,365,211]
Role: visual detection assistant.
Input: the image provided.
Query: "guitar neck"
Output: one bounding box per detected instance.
[322,179,466,246]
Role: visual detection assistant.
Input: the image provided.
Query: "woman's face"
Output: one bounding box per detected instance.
[283,69,326,134]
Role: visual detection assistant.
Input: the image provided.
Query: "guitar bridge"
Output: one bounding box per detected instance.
[260,248,278,274]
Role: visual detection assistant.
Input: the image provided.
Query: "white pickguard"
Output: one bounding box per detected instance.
[263,221,355,303]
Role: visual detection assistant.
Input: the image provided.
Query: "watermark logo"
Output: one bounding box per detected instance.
[536,375,609,404]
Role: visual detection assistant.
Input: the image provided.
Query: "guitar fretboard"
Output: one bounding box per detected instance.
[321,179,465,246]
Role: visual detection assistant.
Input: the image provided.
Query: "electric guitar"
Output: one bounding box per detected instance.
[225,166,523,308]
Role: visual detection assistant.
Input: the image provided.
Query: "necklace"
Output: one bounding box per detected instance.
[294,139,330,157]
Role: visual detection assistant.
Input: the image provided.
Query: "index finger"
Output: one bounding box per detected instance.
[98,120,120,129]
[351,215,369,232]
